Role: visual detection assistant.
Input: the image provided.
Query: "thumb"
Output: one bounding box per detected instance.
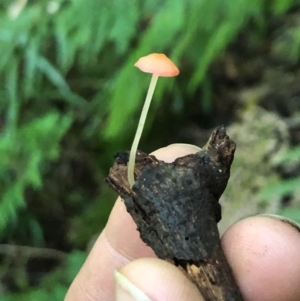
[114,258,203,301]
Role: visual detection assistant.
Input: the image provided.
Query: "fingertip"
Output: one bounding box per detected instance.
[151,144,200,163]
[222,216,300,301]
[119,258,204,301]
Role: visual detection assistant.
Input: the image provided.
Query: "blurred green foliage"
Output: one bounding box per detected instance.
[2,250,86,301]
[260,145,300,215]
[0,0,300,299]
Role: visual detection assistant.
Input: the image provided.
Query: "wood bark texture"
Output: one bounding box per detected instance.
[106,126,244,301]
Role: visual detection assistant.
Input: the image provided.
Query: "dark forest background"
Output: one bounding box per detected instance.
[1,0,300,299]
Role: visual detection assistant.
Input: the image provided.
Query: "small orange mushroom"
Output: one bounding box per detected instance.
[134,53,179,77]
[127,53,180,187]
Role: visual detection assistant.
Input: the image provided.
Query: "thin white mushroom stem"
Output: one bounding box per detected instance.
[127,74,159,187]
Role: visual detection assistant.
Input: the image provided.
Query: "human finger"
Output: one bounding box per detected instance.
[115,258,204,301]
[222,215,300,301]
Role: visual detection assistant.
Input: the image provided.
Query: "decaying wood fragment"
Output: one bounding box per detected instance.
[106,126,244,301]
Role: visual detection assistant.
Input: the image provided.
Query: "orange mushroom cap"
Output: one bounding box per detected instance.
[134,53,179,77]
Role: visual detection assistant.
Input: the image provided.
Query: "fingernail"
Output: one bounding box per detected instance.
[114,270,152,301]
[259,214,300,232]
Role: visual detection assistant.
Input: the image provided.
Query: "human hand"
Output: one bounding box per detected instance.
[65,144,300,301]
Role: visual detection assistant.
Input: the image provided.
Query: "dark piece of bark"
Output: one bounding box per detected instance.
[106,126,244,301]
